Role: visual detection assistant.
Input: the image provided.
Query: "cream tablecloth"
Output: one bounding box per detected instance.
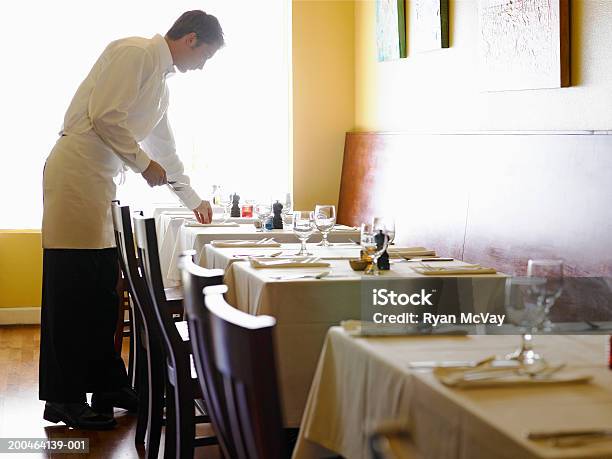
[161,224,360,286]
[293,329,611,459]
[224,258,506,426]
[204,243,362,270]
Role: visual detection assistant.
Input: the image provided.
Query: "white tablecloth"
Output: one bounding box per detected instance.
[223,258,506,426]
[293,329,612,459]
[159,221,360,286]
[204,243,362,270]
[155,213,258,286]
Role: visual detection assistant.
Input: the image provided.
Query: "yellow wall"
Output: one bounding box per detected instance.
[0,231,42,308]
[292,0,355,210]
[356,0,612,131]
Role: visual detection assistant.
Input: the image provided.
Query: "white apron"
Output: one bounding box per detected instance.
[43,131,123,249]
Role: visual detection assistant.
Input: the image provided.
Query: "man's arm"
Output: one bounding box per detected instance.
[88,45,166,186]
[141,113,212,223]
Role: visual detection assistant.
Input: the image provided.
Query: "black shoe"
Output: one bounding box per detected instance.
[43,402,117,430]
[91,386,138,415]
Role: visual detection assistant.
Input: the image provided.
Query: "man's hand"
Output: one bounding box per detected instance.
[193,200,213,224]
[141,160,167,187]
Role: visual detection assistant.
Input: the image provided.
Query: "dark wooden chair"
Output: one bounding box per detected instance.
[203,283,288,459]
[133,215,223,459]
[179,255,238,459]
[112,202,167,457]
[111,200,136,388]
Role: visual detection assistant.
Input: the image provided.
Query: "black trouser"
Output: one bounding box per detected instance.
[39,248,129,403]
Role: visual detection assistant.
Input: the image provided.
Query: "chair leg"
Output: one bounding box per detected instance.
[163,384,177,459]
[145,343,165,459]
[171,381,195,459]
[128,308,136,387]
[134,344,148,445]
[114,275,127,354]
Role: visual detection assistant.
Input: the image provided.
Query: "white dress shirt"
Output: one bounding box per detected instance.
[42,34,201,249]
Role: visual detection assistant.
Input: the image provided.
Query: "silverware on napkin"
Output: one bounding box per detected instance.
[270,271,330,280]
[528,428,612,447]
[408,356,495,369]
[460,363,565,382]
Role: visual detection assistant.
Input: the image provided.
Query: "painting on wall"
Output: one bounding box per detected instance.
[376,0,407,62]
[414,0,449,52]
[478,0,570,91]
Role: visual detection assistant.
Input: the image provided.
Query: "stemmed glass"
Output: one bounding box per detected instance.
[293,211,314,256]
[504,276,548,365]
[527,259,564,330]
[373,216,395,245]
[361,222,389,275]
[282,192,293,226]
[255,203,271,231]
[219,193,232,223]
[314,205,336,247]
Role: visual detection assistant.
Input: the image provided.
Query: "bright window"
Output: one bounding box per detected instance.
[0,0,291,228]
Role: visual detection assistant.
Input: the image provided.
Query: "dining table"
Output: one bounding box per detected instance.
[220,255,507,427]
[292,328,612,459]
[153,206,361,287]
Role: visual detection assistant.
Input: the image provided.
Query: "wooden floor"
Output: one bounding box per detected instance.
[0,325,221,458]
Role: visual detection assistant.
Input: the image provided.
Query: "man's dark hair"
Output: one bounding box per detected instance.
[167,10,224,47]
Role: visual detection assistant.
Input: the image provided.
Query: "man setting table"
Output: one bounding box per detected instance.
[39,10,223,429]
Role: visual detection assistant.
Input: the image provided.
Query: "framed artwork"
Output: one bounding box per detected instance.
[478,0,570,91]
[376,0,407,62]
[414,0,449,52]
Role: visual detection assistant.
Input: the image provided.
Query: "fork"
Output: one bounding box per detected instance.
[270,271,330,280]
[167,181,189,191]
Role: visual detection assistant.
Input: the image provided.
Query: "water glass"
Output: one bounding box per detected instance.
[219,194,232,222]
[527,259,564,330]
[293,211,314,256]
[282,192,293,226]
[314,205,336,246]
[504,276,548,365]
[255,203,271,231]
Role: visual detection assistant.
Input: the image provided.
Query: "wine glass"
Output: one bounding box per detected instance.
[293,211,314,256]
[361,223,389,275]
[314,205,336,246]
[527,259,564,330]
[255,203,271,231]
[219,193,232,222]
[373,216,395,245]
[282,192,293,226]
[504,276,548,365]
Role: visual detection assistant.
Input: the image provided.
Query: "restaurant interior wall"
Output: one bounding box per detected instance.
[292,0,355,210]
[355,0,612,131]
[0,231,42,323]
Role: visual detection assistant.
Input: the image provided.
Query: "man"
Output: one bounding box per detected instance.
[40,11,224,429]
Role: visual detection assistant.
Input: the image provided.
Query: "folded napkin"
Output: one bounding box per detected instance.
[414,265,497,275]
[388,247,437,259]
[332,224,359,231]
[249,257,330,269]
[185,222,240,228]
[340,320,467,337]
[434,366,592,389]
[211,240,281,248]
[161,209,191,215]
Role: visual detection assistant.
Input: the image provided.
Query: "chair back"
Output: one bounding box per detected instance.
[133,216,189,374]
[180,255,234,459]
[111,203,163,354]
[204,284,286,459]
